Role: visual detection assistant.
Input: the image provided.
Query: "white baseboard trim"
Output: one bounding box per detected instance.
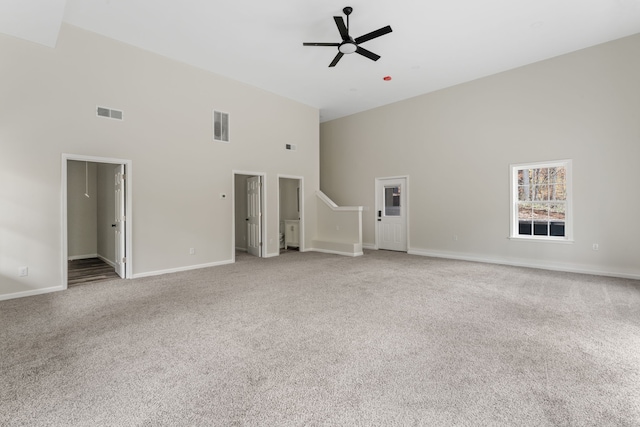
[68,253,98,261]
[408,248,640,281]
[235,247,247,252]
[0,286,65,302]
[309,248,364,257]
[97,254,116,268]
[362,243,377,250]
[264,252,279,258]
[132,259,234,279]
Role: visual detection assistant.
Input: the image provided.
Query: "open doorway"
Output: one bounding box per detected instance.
[233,172,265,258]
[62,154,132,288]
[279,175,303,253]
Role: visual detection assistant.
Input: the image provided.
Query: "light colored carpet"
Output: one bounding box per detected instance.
[1,250,639,426]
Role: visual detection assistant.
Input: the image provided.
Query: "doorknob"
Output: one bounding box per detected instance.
[111,224,116,227]
[246,218,249,221]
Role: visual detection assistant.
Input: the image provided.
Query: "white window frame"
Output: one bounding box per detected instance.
[509,159,573,242]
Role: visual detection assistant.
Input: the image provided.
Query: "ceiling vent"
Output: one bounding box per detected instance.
[97,106,123,120]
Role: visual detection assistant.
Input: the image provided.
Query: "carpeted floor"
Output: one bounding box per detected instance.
[1,250,639,426]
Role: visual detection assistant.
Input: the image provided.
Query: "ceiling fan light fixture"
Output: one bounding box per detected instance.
[339,42,357,54]
[302,6,392,67]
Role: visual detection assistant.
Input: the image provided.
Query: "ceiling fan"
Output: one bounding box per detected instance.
[303,6,392,67]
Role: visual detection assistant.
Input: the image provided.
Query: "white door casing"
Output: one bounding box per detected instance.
[247,176,262,257]
[376,177,407,252]
[114,165,126,278]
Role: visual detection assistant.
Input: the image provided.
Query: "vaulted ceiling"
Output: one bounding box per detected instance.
[3,0,640,121]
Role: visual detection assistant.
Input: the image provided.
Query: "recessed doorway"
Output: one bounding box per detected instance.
[278,176,303,253]
[62,154,133,288]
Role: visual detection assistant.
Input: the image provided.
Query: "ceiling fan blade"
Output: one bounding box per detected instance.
[329,52,344,67]
[354,25,392,45]
[355,46,381,62]
[333,16,350,40]
[303,42,341,47]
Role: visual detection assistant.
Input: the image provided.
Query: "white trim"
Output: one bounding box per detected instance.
[316,191,363,212]
[508,236,574,244]
[363,243,377,250]
[62,154,133,289]
[98,254,116,268]
[132,259,233,279]
[0,286,65,302]
[67,254,116,267]
[408,248,640,281]
[278,174,305,253]
[309,248,364,257]
[67,253,98,261]
[509,159,572,241]
[264,252,280,258]
[232,170,267,260]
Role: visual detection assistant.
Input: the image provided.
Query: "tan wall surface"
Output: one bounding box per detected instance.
[321,34,640,278]
[0,24,319,298]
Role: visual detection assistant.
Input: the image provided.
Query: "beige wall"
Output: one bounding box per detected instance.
[234,174,249,251]
[279,178,299,222]
[67,161,97,258]
[0,24,319,298]
[321,34,640,278]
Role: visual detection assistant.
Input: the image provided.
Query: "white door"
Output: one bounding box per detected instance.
[376,177,407,252]
[114,165,126,277]
[247,176,262,257]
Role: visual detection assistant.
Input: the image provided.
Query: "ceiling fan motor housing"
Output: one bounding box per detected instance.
[302,6,392,67]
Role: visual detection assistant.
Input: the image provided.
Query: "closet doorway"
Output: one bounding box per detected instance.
[62,154,133,287]
[278,176,303,253]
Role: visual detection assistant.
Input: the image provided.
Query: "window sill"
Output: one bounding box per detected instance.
[508,236,574,244]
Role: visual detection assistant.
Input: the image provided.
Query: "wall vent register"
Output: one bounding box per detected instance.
[96,106,123,120]
[213,110,230,142]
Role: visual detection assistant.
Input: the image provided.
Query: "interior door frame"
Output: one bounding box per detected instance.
[277,174,305,254]
[61,154,133,288]
[232,170,266,261]
[374,175,410,251]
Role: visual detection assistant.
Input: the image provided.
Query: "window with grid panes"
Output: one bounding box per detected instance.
[510,160,572,241]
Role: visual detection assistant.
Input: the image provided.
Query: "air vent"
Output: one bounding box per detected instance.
[97,106,123,120]
[213,110,230,143]
[286,144,297,151]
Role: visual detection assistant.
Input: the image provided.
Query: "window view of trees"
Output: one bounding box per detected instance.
[517,166,566,237]
[384,186,401,216]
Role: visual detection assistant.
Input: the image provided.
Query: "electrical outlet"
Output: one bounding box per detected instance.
[453,235,459,241]
[592,243,599,251]
[189,248,195,255]
[18,266,28,277]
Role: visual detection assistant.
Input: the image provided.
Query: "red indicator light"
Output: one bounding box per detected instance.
[383,76,392,81]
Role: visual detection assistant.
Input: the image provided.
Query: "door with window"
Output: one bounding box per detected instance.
[376,177,407,251]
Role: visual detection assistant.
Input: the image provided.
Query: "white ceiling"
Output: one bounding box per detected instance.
[4,1,640,122]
